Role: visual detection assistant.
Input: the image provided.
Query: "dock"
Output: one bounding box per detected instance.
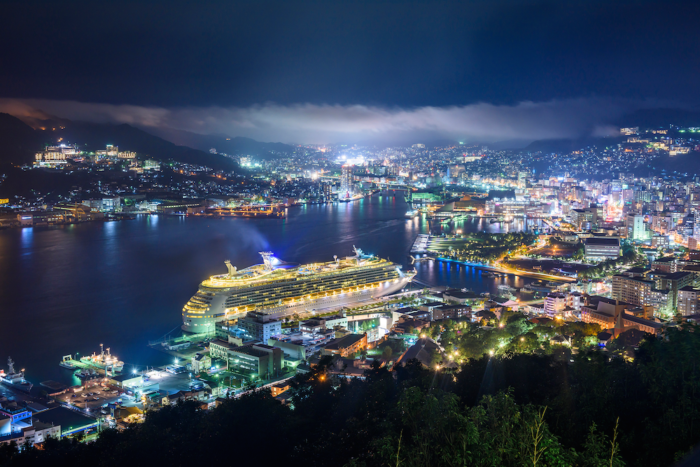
[410,234,430,253]
[40,380,68,391]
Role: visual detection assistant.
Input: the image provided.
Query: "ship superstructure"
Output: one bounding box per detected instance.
[182,247,415,333]
[0,357,33,393]
[80,344,124,372]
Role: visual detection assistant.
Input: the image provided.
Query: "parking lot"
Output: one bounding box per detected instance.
[54,379,124,414]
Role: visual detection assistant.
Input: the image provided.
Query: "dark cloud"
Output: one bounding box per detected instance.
[0,97,678,145]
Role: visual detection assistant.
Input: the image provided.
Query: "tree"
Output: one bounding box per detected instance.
[382,346,393,361]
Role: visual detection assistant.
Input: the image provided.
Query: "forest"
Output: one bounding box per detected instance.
[3,324,700,466]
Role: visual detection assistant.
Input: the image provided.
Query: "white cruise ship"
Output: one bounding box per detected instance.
[182,247,415,333]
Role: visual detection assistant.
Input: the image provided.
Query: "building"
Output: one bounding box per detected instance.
[584,237,620,260]
[431,305,471,321]
[300,312,348,336]
[209,339,238,360]
[442,289,476,305]
[321,333,368,358]
[340,165,355,199]
[678,286,699,316]
[612,275,654,307]
[267,338,306,361]
[626,214,647,241]
[239,312,282,342]
[581,296,663,336]
[227,344,283,379]
[648,271,694,310]
[191,353,212,374]
[544,293,567,316]
[570,208,598,230]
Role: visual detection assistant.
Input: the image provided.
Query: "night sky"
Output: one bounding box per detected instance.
[1,0,699,143]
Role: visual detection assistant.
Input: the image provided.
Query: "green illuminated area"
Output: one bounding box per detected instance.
[427,232,537,263]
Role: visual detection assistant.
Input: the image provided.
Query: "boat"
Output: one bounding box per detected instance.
[405,210,419,219]
[182,247,417,333]
[490,219,499,224]
[80,344,124,372]
[75,368,99,380]
[338,193,364,203]
[482,271,495,277]
[0,357,33,393]
[59,355,76,369]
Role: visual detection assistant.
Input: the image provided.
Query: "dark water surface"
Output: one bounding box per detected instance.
[0,192,538,385]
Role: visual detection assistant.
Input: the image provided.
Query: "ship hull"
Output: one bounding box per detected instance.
[1,380,33,393]
[182,275,413,333]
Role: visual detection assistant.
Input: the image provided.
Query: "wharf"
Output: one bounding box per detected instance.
[40,380,68,391]
[410,234,430,253]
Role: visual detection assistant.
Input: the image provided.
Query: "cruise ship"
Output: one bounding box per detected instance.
[182,247,416,333]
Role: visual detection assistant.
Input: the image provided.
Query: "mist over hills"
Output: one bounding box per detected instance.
[144,127,296,159]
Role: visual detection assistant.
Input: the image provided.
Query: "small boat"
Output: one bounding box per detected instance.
[0,357,33,393]
[482,271,495,277]
[59,355,76,369]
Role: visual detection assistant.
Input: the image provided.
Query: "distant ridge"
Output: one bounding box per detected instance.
[0,113,43,164]
[0,113,238,171]
[144,127,295,159]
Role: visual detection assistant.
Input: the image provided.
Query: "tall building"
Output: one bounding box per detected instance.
[612,275,654,307]
[678,286,699,316]
[626,214,647,240]
[340,165,355,199]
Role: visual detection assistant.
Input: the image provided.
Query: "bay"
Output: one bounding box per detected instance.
[0,192,540,386]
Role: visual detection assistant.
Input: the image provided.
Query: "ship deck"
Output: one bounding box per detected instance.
[60,359,121,375]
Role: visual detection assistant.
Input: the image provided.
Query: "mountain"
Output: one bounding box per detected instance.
[144,127,295,159]
[616,108,700,129]
[521,135,626,154]
[0,113,238,171]
[55,122,238,171]
[0,113,44,164]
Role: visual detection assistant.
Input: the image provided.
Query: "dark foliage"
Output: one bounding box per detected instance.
[3,328,700,467]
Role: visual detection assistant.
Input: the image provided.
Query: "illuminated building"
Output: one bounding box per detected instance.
[339,164,355,200]
[584,237,620,260]
[678,286,699,316]
[96,144,119,157]
[612,274,654,307]
[626,214,647,240]
[182,248,415,333]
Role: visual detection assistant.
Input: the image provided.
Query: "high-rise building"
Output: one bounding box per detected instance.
[626,214,647,240]
[612,274,654,307]
[678,286,699,316]
[340,165,355,199]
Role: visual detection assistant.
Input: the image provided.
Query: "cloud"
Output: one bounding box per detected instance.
[0,97,677,144]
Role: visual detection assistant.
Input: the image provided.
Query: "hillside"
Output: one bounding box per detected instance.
[0,113,44,164]
[0,113,238,171]
[55,122,238,171]
[145,127,296,159]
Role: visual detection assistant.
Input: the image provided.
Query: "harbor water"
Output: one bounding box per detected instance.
[0,192,543,386]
